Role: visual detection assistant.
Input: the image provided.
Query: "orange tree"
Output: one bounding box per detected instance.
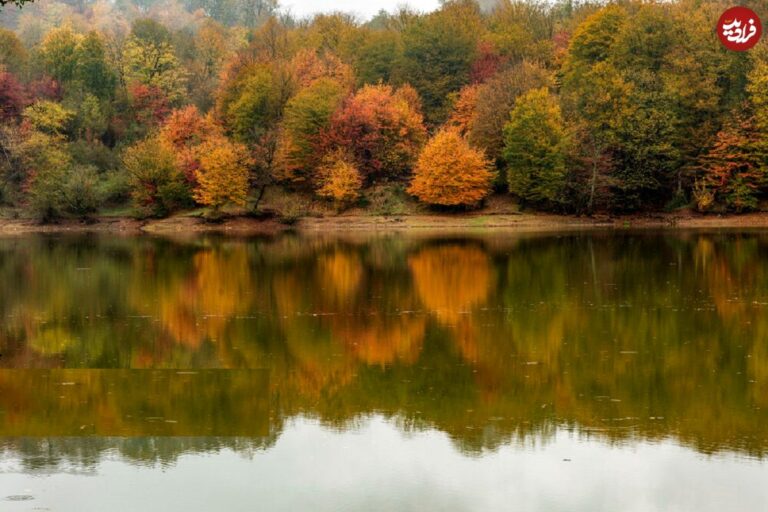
[158,105,223,185]
[407,129,495,207]
[693,113,768,213]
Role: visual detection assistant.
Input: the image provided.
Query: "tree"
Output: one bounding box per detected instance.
[315,149,362,207]
[274,77,346,184]
[400,0,482,124]
[193,135,253,212]
[215,61,287,144]
[73,93,108,141]
[503,88,568,206]
[0,28,28,76]
[288,48,354,90]
[322,84,426,182]
[485,0,555,64]
[128,83,172,132]
[183,19,231,110]
[74,31,117,100]
[35,27,81,86]
[122,137,191,217]
[692,114,767,213]
[468,61,551,164]
[447,84,479,136]
[19,131,72,221]
[62,165,103,217]
[159,105,223,184]
[408,129,495,207]
[353,29,401,86]
[560,3,701,210]
[23,101,73,137]
[0,71,27,123]
[124,19,187,104]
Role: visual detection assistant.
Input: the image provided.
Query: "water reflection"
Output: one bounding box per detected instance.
[0,231,767,467]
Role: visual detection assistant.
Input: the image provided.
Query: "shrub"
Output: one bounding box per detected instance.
[61,165,103,217]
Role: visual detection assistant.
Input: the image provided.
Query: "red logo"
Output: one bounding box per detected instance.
[718,6,762,51]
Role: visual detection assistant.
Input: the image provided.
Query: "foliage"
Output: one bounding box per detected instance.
[124,19,187,104]
[0,71,27,122]
[407,129,495,207]
[0,0,766,217]
[693,114,767,213]
[322,84,426,182]
[128,83,172,131]
[468,61,552,163]
[288,49,354,90]
[0,29,28,75]
[215,62,287,144]
[503,88,567,206]
[23,101,73,136]
[21,131,71,221]
[400,0,482,124]
[159,105,223,184]
[447,84,479,137]
[315,149,362,207]
[62,164,103,217]
[193,135,253,211]
[122,136,191,217]
[274,77,346,184]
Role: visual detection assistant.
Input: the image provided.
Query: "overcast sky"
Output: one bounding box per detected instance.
[281,0,442,20]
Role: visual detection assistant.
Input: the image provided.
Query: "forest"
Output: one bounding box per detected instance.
[1,0,767,221]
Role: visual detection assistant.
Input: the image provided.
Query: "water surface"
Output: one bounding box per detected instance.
[1,231,767,510]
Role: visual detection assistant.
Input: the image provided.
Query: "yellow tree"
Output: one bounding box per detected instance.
[315,149,363,208]
[408,129,495,207]
[193,135,253,213]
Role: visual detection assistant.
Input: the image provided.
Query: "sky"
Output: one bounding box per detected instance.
[281,0,442,20]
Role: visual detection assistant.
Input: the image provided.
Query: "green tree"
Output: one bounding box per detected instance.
[124,19,187,104]
[274,77,346,184]
[122,137,191,217]
[503,87,567,206]
[400,0,482,124]
[216,62,287,144]
[19,132,72,221]
[35,26,81,85]
[74,31,117,100]
[0,28,28,76]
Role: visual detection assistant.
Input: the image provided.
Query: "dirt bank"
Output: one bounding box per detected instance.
[3,211,768,235]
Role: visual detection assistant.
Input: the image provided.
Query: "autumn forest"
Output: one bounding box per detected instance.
[1,0,767,222]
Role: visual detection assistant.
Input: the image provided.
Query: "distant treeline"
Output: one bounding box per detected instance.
[1,0,767,220]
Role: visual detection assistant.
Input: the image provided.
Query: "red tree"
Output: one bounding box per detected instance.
[470,41,502,84]
[320,84,426,182]
[0,71,27,122]
[28,77,62,102]
[129,83,172,128]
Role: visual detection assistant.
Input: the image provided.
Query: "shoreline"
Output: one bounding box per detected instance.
[4,211,768,235]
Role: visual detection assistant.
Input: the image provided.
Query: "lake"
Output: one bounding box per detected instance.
[0,230,767,511]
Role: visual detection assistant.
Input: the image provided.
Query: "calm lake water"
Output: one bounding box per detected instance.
[1,230,767,510]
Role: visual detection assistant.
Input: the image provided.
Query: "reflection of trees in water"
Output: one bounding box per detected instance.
[0,233,767,461]
[0,436,277,472]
